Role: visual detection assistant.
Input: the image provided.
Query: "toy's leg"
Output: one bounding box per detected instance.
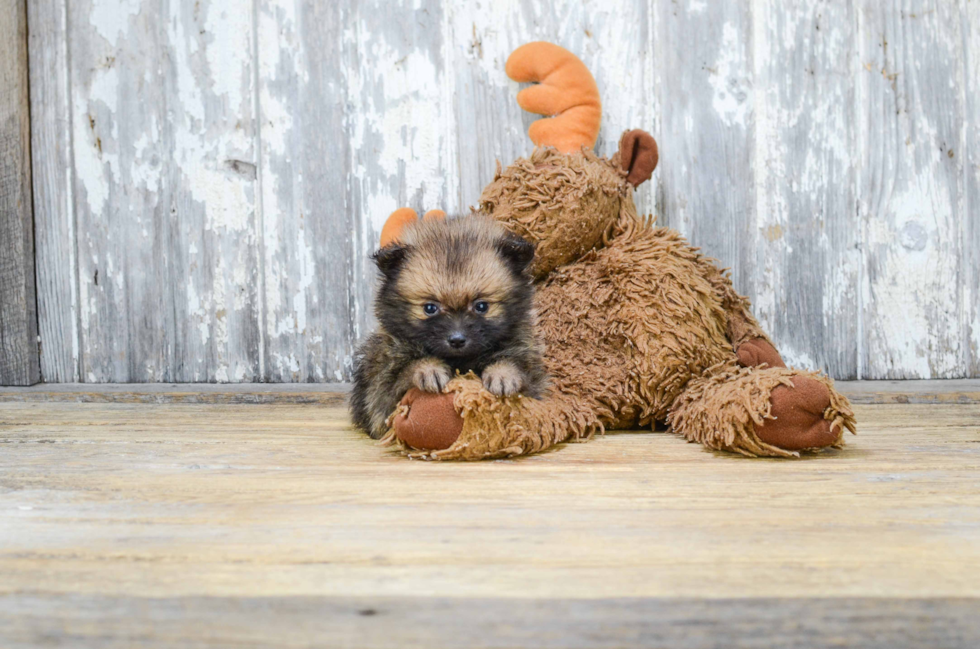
[387,388,464,451]
[668,362,855,457]
[385,374,599,461]
[735,337,785,369]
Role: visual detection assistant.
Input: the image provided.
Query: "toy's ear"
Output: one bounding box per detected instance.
[373,243,410,278]
[379,207,419,248]
[618,129,659,187]
[497,233,535,273]
[379,208,447,248]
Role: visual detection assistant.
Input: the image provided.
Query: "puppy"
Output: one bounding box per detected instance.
[350,214,547,439]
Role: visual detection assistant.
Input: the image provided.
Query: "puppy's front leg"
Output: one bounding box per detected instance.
[410,358,452,393]
[482,360,525,397]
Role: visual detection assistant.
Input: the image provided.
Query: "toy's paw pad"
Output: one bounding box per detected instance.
[412,359,451,393]
[755,376,839,451]
[482,362,524,397]
[394,389,463,451]
[737,338,786,369]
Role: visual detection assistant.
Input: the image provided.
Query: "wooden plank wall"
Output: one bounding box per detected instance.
[25,0,980,383]
[0,0,40,386]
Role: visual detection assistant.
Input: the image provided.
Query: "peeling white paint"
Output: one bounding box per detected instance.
[752,0,774,332]
[865,179,960,377]
[709,23,751,128]
[90,0,142,46]
[292,225,315,335]
[349,47,455,234]
[204,5,252,111]
[780,345,817,372]
[73,67,121,216]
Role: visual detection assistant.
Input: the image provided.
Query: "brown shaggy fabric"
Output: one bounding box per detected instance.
[480,147,626,278]
[386,134,856,461]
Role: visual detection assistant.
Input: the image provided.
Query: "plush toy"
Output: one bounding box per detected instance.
[378,42,855,460]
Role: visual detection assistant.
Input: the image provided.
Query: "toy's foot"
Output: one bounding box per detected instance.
[736,338,786,369]
[755,377,839,451]
[391,388,462,451]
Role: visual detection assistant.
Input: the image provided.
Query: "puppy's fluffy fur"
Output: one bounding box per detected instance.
[350,214,547,439]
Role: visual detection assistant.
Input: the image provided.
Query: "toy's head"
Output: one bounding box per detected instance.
[480,42,658,278]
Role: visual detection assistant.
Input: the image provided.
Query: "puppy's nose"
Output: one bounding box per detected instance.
[447,333,467,349]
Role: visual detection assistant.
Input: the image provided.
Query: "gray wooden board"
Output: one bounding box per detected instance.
[0,0,40,386]
[1,399,979,647]
[3,379,980,404]
[257,0,352,382]
[657,1,756,303]
[0,381,350,404]
[965,1,980,377]
[65,0,262,382]
[25,0,980,382]
[754,0,860,379]
[1,595,977,649]
[27,0,77,383]
[858,1,967,379]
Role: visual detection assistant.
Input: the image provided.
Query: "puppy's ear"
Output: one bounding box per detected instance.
[373,243,410,278]
[497,234,535,272]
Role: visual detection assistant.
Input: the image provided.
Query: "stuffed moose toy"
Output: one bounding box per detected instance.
[374,42,855,460]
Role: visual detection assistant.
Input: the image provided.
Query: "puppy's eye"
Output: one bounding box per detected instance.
[473,300,490,314]
[422,302,439,316]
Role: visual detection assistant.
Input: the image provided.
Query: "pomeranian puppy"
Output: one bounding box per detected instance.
[350,214,547,439]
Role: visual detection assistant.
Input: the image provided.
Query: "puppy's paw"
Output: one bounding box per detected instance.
[482,361,525,397]
[412,359,452,393]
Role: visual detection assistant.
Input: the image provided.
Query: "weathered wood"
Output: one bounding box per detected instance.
[965,0,980,377]
[2,595,977,649]
[27,0,77,383]
[1,400,979,646]
[4,379,980,405]
[838,378,980,404]
[26,0,980,382]
[159,1,263,383]
[0,0,40,386]
[657,2,756,302]
[0,381,349,404]
[66,0,261,382]
[256,0,353,381]
[754,0,861,378]
[858,1,967,379]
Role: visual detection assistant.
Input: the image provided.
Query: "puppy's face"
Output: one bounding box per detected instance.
[374,216,534,361]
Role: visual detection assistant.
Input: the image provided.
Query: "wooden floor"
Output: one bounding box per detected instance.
[2,391,979,648]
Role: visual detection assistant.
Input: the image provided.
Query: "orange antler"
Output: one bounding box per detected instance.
[506,42,601,154]
[379,208,446,248]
